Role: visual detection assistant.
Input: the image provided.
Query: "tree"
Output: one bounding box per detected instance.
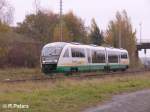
[15,11,88,43]
[0,0,14,24]
[0,32,41,68]
[0,0,13,32]
[63,11,87,43]
[89,18,104,45]
[0,21,11,32]
[105,10,137,67]
[15,11,59,43]
[53,23,70,42]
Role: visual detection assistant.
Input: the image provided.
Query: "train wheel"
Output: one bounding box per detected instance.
[65,72,71,76]
[121,69,126,72]
[113,69,117,72]
[104,66,110,72]
[75,68,78,72]
[71,67,78,72]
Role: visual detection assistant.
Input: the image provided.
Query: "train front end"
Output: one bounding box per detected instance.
[41,42,66,74]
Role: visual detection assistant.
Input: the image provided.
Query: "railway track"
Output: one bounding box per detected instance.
[1,68,150,83]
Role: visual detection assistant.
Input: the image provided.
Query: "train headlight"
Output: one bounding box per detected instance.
[42,57,46,61]
[42,59,57,63]
[53,60,58,63]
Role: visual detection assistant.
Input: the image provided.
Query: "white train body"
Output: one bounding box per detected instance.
[41,42,129,73]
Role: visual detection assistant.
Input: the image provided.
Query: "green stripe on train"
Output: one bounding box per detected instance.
[56,64,127,72]
[109,64,127,70]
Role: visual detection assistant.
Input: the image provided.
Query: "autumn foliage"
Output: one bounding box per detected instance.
[105,10,138,67]
[0,1,138,68]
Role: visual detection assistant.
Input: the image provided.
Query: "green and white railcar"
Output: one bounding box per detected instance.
[41,42,129,74]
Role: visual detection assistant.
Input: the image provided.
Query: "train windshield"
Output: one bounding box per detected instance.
[42,47,63,57]
[42,43,67,60]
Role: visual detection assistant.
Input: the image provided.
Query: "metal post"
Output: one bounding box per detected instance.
[139,22,142,44]
[60,0,63,42]
[119,23,121,48]
[34,0,40,14]
[144,49,147,69]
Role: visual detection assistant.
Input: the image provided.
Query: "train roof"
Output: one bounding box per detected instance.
[43,42,68,48]
[43,42,128,52]
[106,47,128,52]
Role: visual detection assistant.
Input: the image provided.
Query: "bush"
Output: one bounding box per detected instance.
[0,32,42,68]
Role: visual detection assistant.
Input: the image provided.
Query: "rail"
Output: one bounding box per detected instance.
[1,68,150,83]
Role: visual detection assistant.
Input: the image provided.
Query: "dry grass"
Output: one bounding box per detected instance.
[0,68,44,81]
[0,71,150,112]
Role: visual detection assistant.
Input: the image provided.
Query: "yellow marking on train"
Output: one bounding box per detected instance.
[120,60,129,64]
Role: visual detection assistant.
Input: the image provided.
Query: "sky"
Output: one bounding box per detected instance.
[11,0,150,57]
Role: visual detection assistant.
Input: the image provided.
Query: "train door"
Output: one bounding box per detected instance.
[86,48,92,71]
[71,47,87,72]
[62,47,72,64]
[91,48,106,71]
[104,48,109,71]
[107,50,120,71]
[58,47,72,72]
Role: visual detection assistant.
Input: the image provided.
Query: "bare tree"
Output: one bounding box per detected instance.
[33,0,41,14]
[0,0,14,24]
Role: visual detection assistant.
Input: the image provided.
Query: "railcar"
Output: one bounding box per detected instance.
[41,42,129,74]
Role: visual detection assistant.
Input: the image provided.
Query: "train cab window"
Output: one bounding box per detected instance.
[71,48,85,58]
[63,48,69,57]
[92,50,105,63]
[121,53,127,59]
[108,53,119,63]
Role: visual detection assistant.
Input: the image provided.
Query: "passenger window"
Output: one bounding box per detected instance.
[63,48,69,57]
[121,53,127,59]
[92,50,105,63]
[108,52,119,63]
[71,48,85,58]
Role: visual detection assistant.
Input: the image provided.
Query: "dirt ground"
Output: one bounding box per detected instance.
[83,89,150,112]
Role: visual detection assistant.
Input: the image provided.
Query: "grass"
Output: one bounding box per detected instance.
[0,68,44,80]
[0,70,150,112]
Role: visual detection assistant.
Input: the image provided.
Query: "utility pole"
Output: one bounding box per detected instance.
[34,0,40,14]
[119,23,122,48]
[139,22,142,44]
[60,0,63,41]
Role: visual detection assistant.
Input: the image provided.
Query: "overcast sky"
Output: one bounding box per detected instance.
[11,0,150,57]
